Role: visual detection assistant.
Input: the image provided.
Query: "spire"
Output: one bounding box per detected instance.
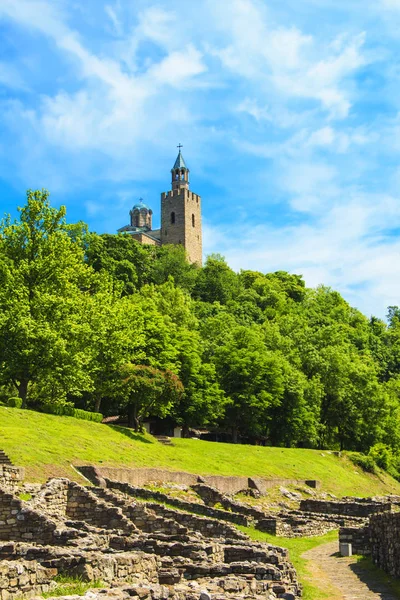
[171,144,189,190]
[173,144,188,170]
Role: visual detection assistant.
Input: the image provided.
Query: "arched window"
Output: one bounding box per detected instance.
[175,170,179,180]
[171,212,175,224]
[192,214,195,227]
[134,215,139,227]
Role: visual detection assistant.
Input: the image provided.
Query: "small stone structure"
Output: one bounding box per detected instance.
[0,466,24,492]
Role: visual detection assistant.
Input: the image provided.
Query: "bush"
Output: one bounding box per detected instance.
[7,397,22,408]
[369,443,393,471]
[41,401,103,422]
[73,408,103,423]
[347,452,377,474]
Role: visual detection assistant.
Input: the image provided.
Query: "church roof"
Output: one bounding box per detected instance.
[172,150,188,171]
[132,198,150,211]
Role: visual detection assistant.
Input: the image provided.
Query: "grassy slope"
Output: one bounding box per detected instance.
[1,406,400,496]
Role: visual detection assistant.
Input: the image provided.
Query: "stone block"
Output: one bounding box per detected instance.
[340,542,352,557]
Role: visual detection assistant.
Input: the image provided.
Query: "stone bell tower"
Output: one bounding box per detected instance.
[160,146,202,265]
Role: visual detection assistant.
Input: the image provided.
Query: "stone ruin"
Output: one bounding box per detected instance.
[0,475,302,600]
[4,456,400,599]
[93,475,365,540]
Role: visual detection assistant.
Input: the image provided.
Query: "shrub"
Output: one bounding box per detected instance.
[73,408,103,423]
[347,452,377,474]
[41,401,103,422]
[7,397,22,408]
[369,443,393,471]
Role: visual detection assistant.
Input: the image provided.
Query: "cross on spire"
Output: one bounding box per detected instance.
[177,143,183,151]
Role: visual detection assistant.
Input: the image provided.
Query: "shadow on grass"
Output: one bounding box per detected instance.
[108,424,153,444]
[349,557,400,599]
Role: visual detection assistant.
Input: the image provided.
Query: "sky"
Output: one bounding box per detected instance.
[0,0,400,318]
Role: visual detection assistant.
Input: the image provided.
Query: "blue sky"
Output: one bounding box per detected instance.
[1,0,400,318]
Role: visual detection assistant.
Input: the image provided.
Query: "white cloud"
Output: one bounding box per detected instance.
[381,0,400,8]
[209,0,366,118]
[204,193,400,317]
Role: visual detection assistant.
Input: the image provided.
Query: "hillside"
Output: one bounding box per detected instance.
[2,406,400,497]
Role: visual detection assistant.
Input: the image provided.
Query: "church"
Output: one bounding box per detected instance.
[118,147,202,265]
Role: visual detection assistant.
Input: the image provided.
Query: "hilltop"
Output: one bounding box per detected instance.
[2,406,400,497]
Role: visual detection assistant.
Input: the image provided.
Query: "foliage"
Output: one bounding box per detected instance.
[7,397,22,408]
[40,401,103,422]
[347,452,377,474]
[43,575,103,598]
[4,191,400,457]
[117,363,184,431]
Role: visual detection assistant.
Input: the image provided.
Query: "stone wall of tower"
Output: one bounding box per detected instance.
[160,188,202,265]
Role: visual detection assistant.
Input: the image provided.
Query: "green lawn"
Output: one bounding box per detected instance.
[1,406,400,496]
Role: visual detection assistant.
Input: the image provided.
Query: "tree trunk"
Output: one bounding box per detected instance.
[18,379,29,408]
[94,397,101,413]
[232,427,239,444]
[127,404,141,431]
[182,423,190,438]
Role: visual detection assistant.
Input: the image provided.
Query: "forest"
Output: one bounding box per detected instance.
[2,190,400,466]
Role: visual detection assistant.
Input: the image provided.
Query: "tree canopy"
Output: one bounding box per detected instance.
[2,191,400,458]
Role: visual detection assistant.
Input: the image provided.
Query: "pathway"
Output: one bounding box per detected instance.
[302,541,399,600]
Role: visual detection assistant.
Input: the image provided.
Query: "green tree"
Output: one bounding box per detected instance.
[86,233,152,293]
[193,254,241,304]
[0,190,96,406]
[213,325,284,442]
[118,363,183,430]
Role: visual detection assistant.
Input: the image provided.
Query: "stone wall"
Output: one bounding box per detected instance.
[105,479,249,526]
[66,551,159,585]
[81,466,199,488]
[201,475,249,495]
[300,498,392,517]
[0,559,57,600]
[0,475,302,600]
[143,502,247,541]
[249,477,320,494]
[339,526,371,555]
[370,512,400,577]
[79,465,318,497]
[0,467,24,492]
[66,481,134,533]
[0,487,76,545]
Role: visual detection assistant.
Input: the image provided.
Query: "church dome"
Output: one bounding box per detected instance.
[132,199,150,211]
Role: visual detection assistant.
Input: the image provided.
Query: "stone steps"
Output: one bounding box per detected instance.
[0,450,12,465]
[154,435,173,446]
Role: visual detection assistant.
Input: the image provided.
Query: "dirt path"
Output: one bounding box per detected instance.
[302,541,399,600]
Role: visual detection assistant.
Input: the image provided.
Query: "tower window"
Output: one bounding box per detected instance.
[192,214,195,227]
[134,216,139,227]
[171,212,175,224]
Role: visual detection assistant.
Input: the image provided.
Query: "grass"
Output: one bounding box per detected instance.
[355,556,400,598]
[240,527,340,600]
[42,575,103,598]
[1,406,400,496]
